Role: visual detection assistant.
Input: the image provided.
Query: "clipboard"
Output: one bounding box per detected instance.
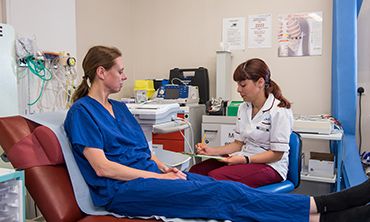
[182,152,225,160]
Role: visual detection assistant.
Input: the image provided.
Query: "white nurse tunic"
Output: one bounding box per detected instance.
[233,93,294,180]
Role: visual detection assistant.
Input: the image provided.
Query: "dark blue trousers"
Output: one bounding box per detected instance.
[106,173,310,222]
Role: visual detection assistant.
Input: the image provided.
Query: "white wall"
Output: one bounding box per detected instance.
[0,0,3,23]
[4,0,76,56]
[358,1,370,153]
[76,0,133,97]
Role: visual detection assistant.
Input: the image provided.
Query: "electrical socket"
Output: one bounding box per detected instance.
[358,86,365,95]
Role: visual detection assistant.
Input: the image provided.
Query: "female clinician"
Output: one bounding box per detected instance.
[190,58,293,188]
[64,46,324,221]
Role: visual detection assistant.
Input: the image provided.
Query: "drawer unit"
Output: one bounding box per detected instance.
[0,169,25,222]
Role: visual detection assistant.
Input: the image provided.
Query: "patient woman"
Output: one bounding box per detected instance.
[190,58,292,188]
[64,45,369,222]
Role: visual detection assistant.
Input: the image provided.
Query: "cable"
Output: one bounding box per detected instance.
[359,95,362,154]
[357,87,365,155]
[28,79,45,106]
[187,121,197,165]
[23,55,77,110]
[175,117,196,165]
[24,55,53,106]
[51,67,74,97]
[17,67,29,79]
[170,77,187,85]
[25,55,52,81]
[175,118,193,153]
[179,129,195,164]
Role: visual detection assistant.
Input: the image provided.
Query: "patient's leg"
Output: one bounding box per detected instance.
[106,175,310,222]
[314,179,370,213]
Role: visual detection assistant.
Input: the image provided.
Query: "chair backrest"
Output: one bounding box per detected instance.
[287,131,302,188]
[256,131,302,193]
[0,116,85,222]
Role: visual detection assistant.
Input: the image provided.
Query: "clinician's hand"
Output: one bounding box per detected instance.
[195,143,218,155]
[219,155,245,165]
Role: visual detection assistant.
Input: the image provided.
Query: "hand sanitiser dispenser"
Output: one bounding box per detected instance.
[0,24,19,117]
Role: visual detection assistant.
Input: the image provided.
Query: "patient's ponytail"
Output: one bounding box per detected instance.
[71,77,90,103]
[71,46,122,103]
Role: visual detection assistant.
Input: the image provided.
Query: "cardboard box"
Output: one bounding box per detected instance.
[309,152,334,178]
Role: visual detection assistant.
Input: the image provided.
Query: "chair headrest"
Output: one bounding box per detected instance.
[0,116,38,152]
[0,116,64,169]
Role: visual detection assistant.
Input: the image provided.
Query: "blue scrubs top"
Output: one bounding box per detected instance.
[64,96,160,207]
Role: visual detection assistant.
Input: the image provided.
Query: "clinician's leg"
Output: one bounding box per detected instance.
[188,158,225,175]
[106,173,310,222]
[208,163,283,187]
[314,179,370,213]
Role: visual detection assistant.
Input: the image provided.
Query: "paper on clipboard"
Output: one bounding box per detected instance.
[182,152,225,160]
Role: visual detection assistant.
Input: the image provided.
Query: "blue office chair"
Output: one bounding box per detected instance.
[256,131,302,193]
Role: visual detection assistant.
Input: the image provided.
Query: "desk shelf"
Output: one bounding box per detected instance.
[298,131,343,141]
[297,131,343,191]
[301,172,336,184]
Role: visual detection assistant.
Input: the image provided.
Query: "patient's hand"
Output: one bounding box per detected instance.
[160,167,187,180]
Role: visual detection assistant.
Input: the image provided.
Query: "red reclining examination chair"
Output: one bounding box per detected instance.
[0,116,158,222]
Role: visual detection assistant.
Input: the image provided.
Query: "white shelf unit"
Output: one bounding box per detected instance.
[297,131,343,141]
[301,171,336,184]
[298,131,343,191]
[0,168,25,222]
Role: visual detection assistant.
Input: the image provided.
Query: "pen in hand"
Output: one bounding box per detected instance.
[196,133,207,154]
[201,133,207,144]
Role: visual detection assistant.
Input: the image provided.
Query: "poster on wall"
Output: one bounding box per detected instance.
[248,14,272,48]
[278,12,323,57]
[222,17,245,51]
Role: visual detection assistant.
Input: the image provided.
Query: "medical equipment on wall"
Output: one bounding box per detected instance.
[0,23,19,117]
[15,36,77,114]
[169,67,209,104]
[155,84,199,104]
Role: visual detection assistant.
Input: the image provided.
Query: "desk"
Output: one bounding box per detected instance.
[298,131,343,191]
